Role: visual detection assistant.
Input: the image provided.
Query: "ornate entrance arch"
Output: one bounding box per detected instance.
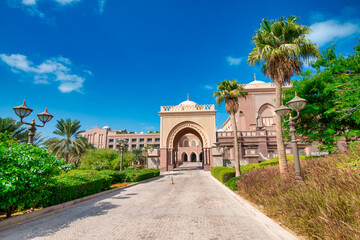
[158,98,217,171]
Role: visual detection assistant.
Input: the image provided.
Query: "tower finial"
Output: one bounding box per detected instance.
[254,73,256,81]
[187,93,189,101]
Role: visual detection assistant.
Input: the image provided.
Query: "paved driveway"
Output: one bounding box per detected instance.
[0,165,295,240]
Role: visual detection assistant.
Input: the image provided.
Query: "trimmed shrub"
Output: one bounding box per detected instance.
[121,168,160,182]
[43,170,113,207]
[211,167,235,183]
[225,176,239,191]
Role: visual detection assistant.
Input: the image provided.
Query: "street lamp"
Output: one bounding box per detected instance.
[13,100,53,145]
[117,139,128,171]
[275,93,307,181]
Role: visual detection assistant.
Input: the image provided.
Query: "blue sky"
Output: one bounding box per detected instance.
[1,0,360,137]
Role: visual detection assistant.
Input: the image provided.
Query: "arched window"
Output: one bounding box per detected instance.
[261,108,274,126]
[184,140,189,147]
[191,140,196,147]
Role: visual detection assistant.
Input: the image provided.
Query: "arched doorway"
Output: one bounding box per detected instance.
[183,153,188,162]
[199,152,203,162]
[191,152,197,162]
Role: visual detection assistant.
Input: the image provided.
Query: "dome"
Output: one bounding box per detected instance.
[103,125,110,130]
[248,79,266,84]
[179,94,197,106]
[179,100,197,106]
[248,73,266,84]
[217,128,224,132]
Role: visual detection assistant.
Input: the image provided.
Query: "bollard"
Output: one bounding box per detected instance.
[170,176,174,184]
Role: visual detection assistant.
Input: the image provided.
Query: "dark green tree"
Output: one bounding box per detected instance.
[283,41,360,152]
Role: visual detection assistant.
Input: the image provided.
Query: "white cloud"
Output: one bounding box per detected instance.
[54,0,81,5]
[0,53,89,93]
[204,85,214,90]
[22,0,36,5]
[226,56,242,66]
[98,0,106,14]
[308,20,360,46]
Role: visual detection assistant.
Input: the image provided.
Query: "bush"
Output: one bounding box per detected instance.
[43,170,113,207]
[237,147,360,240]
[80,149,120,170]
[42,168,160,207]
[0,141,71,217]
[121,168,160,182]
[225,176,239,191]
[211,166,235,183]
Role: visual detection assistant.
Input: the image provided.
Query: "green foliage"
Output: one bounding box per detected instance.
[43,170,113,207]
[237,146,360,240]
[111,151,135,170]
[80,148,120,170]
[213,156,308,192]
[283,41,360,152]
[225,177,239,191]
[0,141,71,217]
[44,119,92,164]
[42,168,160,207]
[0,117,27,142]
[210,167,236,183]
[247,16,318,84]
[213,79,248,113]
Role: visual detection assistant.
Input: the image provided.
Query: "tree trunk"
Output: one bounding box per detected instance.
[231,112,241,177]
[275,82,288,173]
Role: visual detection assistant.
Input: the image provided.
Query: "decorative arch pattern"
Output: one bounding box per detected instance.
[167,121,210,149]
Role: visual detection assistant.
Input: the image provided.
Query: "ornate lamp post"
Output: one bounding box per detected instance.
[117,139,128,171]
[275,93,307,181]
[13,100,53,145]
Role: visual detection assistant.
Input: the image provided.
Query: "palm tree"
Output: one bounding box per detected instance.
[44,119,91,163]
[247,16,318,173]
[214,79,248,177]
[0,117,27,141]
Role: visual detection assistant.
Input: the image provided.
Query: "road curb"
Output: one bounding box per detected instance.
[0,175,162,231]
[208,173,299,240]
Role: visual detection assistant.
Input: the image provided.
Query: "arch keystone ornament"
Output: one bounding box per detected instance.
[158,98,217,171]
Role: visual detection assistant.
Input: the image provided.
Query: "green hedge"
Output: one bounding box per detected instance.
[42,169,160,207]
[210,166,235,183]
[43,170,113,207]
[225,176,239,191]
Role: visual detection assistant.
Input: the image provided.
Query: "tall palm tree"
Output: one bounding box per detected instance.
[247,16,318,173]
[214,79,248,177]
[44,119,91,163]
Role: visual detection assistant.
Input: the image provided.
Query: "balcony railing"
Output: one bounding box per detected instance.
[160,104,215,112]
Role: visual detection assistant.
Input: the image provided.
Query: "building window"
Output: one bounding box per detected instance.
[184,140,189,147]
[191,140,196,147]
[140,138,144,142]
[109,139,114,143]
[262,117,274,127]
[109,145,113,149]
[132,139,137,142]
[155,144,160,148]
[132,144,137,149]
[155,138,160,142]
[147,138,152,142]
[140,144,144,148]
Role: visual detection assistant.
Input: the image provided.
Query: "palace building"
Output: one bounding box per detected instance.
[79,76,310,171]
